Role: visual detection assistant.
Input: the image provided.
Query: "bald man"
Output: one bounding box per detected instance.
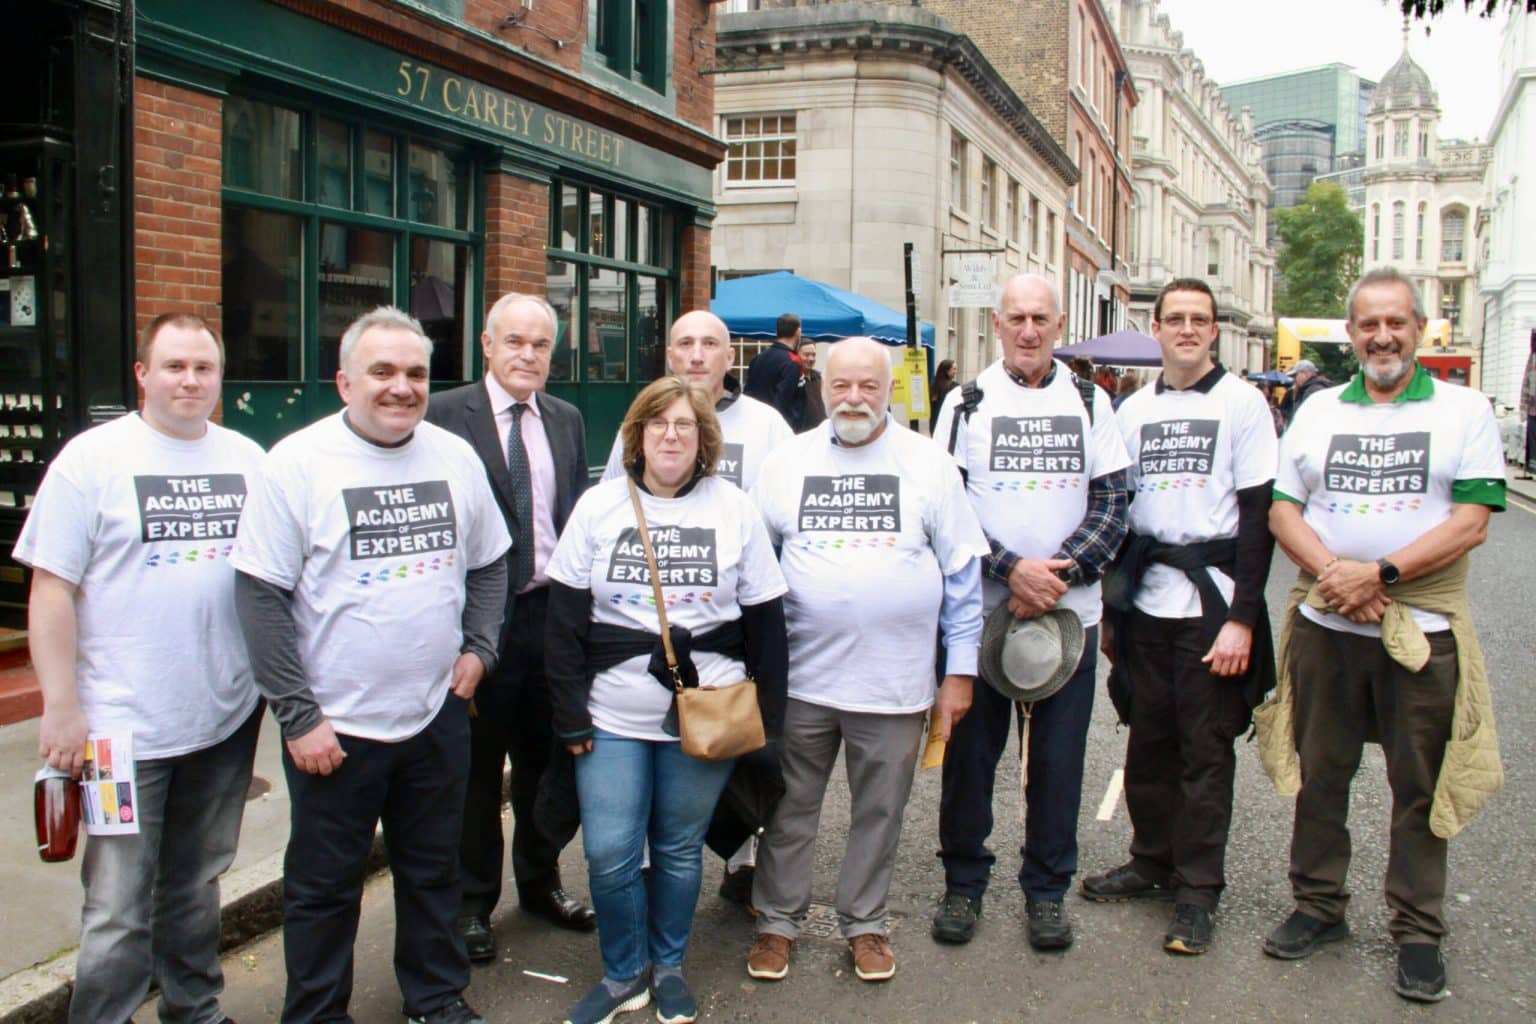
[745,338,987,984]
[604,310,791,492]
[931,274,1131,951]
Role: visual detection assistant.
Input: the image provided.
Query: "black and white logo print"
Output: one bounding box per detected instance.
[134,475,247,543]
[1324,432,1430,495]
[797,474,902,532]
[607,526,719,586]
[343,481,458,559]
[1138,419,1219,476]
[989,416,1084,474]
[716,443,745,487]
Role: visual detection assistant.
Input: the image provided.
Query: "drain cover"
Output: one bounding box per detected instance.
[799,901,902,943]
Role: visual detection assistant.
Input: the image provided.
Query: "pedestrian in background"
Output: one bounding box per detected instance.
[928,358,958,433]
[1257,268,1505,1004]
[233,306,509,1024]
[16,313,264,1024]
[425,292,596,964]
[1083,278,1277,956]
[745,313,806,429]
[1279,359,1333,427]
[798,339,826,430]
[547,376,787,1024]
[746,338,986,985]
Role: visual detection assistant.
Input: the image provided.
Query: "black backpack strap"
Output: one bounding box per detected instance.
[1071,373,1097,426]
[946,380,984,456]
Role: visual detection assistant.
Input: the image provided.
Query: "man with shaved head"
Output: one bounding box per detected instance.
[426,292,595,958]
[744,338,988,984]
[931,273,1131,951]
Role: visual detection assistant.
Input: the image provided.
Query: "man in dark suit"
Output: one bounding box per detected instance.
[425,292,595,962]
[746,313,807,429]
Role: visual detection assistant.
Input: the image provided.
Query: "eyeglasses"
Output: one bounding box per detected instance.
[644,417,698,436]
[1160,314,1213,329]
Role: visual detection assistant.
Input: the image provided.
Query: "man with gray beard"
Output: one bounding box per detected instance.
[743,338,988,985]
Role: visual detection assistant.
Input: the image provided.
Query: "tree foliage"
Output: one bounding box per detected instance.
[1399,0,1535,18]
[1274,182,1363,321]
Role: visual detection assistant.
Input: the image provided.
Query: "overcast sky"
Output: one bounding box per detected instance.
[1149,0,1511,140]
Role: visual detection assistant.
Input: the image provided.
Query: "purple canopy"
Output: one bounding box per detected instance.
[1054,330,1162,367]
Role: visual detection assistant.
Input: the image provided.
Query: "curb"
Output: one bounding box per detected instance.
[0,837,388,1024]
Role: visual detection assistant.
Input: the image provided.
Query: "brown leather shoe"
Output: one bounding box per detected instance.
[849,933,895,982]
[746,933,793,981]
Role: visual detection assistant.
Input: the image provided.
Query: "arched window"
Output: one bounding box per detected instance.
[1371,203,1381,261]
[1416,202,1426,262]
[1441,207,1466,262]
[1392,201,1405,260]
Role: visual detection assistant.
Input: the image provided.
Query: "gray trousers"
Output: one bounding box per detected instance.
[71,706,261,1024]
[753,698,925,940]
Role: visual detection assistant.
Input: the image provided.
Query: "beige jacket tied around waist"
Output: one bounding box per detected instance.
[1252,556,1503,840]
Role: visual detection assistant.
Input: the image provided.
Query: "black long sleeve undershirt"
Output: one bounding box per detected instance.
[1227,482,1275,628]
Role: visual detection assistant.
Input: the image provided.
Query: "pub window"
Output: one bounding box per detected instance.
[546,179,677,388]
[723,114,796,187]
[221,95,479,430]
[596,0,668,94]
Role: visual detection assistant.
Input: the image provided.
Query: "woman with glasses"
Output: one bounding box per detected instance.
[545,376,788,1024]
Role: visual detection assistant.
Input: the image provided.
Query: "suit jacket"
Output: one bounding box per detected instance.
[425,381,589,621]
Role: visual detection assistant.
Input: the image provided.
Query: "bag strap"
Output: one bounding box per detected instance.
[1072,373,1097,426]
[625,477,682,690]
[946,380,985,456]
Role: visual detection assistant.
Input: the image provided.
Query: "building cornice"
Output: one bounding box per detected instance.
[717,5,1078,186]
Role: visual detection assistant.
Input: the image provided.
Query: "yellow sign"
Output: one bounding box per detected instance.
[1275,317,1454,370]
[890,347,931,418]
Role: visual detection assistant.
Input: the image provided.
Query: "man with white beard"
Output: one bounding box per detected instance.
[743,338,988,985]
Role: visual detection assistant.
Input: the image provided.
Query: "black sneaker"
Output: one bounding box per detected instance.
[1025,897,1073,950]
[1163,903,1212,955]
[407,998,487,1024]
[931,892,983,945]
[1261,910,1350,960]
[1080,863,1173,903]
[1394,943,1448,1003]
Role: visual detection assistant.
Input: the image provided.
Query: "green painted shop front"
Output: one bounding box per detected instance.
[137,0,714,464]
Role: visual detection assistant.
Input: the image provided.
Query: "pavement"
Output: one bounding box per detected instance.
[1,467,1533,1023]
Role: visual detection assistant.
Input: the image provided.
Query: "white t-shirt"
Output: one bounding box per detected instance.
[545,475,787,741]
[12,414,264,759]
[603,391,793,490]
[1275,372,1505,636]
[229,414,510,742]
[933,360,1131,627]
[1115,369,1278,619]
[752,419,989,714]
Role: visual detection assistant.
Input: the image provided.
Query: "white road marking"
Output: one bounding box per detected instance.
[522,970,568,984]
[1096,768,1124,821]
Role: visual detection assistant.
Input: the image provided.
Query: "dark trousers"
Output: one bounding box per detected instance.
[281,696,471,1023]
[939,625,1098,901]
[1287,615,1458,945]
[459,585,564,918]
[1121,611,1250,911]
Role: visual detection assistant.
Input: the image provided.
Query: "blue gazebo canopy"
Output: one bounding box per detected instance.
[712,271,935,347]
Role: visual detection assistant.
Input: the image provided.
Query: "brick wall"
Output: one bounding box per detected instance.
[463,0,584,73]
[133,78,223,338]
[925,0,1070,146]
[680,221,712,315]
[673,1,715,131]
[484,173,551,301]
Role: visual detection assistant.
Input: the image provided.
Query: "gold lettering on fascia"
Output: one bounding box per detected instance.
[396,60,624,170]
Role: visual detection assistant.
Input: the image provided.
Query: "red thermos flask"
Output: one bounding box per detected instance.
[34,766,82,862]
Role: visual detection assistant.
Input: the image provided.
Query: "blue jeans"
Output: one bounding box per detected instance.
[938,627,1099,900]
[574,730,733,981]
[71,705,262,1024]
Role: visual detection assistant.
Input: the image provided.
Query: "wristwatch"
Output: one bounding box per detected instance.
[1376,558,1401,585]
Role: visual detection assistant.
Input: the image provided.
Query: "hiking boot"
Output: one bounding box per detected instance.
[1025,897,1073,950]
[746,933,793,981]
[931,892,983,945]
[408,998,487,1024]
[1080,863,1173,903]
[849,933,895,982]
[1163,903,1213,955]
[1262,910,1349,960]
[1394,943,1448,1003]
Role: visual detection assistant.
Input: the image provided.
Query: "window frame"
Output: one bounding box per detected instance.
[722,113,797,189]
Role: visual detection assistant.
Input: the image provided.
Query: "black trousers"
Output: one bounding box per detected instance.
[1121,611,1251,911]
[281,696,471,1023]
[459,585,565,918]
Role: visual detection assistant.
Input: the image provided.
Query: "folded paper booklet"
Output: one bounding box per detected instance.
[80,732,139,836]
[920,710,946,770]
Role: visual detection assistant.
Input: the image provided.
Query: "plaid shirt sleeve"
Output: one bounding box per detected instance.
[982,468,1130,585]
